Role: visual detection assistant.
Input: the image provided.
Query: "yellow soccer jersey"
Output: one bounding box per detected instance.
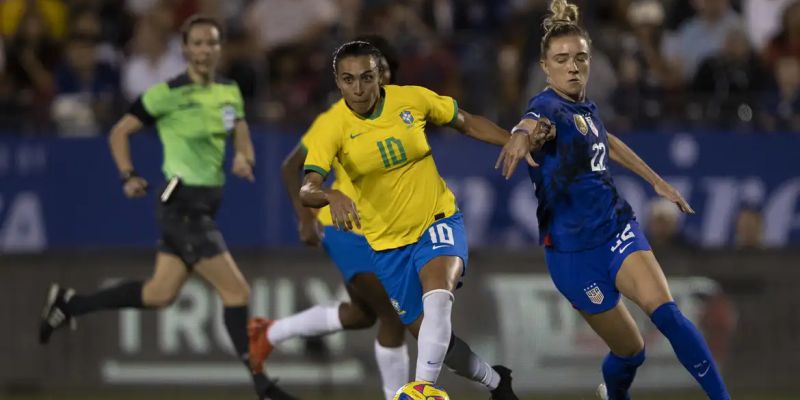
[300,114,362,235]
[303,85,459,251]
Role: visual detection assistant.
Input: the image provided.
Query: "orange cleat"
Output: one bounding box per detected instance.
[248,317,275,374]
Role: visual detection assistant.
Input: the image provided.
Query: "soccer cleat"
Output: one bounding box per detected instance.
[596,383,609,400]
[248,317,275,374]
[490,365,519,400]
[39,283,76,344]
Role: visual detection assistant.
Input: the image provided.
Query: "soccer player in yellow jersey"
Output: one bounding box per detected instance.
[249,36,409,400]
[299,41,527,398]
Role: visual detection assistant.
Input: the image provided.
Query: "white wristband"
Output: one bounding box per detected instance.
[511,127,531,136]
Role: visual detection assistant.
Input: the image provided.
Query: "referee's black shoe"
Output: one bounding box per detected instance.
[39,283,76,344]
[490,365,519,400]
[258,377,299,400]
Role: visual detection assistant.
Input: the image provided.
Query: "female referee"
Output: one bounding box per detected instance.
[38,15,296,400]
[495,1,731,399]
[249,35,409,400]
[296,40,547,399]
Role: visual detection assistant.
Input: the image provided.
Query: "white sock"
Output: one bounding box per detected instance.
[375,341,409,400]
[444,335,501,390]
[267,304,343,344]
[415,289,453,383]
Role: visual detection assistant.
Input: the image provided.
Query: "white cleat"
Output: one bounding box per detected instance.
[596,383,609,400]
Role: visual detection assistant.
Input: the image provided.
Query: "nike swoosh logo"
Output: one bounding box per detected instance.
[426,361,441,365]
[350,132,365,139]
[528,111,541,119]
[432,245,451,250]
[618,242,633,254]
[698,364,711,377]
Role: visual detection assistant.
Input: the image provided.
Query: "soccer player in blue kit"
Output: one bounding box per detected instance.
[496,1,732,399]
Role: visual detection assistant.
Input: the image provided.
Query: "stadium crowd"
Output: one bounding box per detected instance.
[0,0,797,135]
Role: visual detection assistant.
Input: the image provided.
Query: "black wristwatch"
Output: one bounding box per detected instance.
[120,169,140,183]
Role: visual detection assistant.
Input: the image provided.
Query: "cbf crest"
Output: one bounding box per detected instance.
[391,298,407,316]
[584,283,605,305]
[400,110,414,127]
[573,114,588,135]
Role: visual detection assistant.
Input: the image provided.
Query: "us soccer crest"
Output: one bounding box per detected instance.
[400,110,414,126]
[573,114,589,135]
[584,283,605,305]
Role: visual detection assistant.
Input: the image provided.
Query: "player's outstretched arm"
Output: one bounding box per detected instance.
[108,113,148,198]
[282,144,322,246]
[300,172,361,231]
[494,118,555,179]
[450,109,512,146]
[608,132,694,214]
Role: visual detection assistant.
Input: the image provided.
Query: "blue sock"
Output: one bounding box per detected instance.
[650,302,730,400]
[602,349,645,400]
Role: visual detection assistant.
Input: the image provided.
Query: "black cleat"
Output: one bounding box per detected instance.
[490,365,519,400]
[39,283,76,344]
[256,377,300,400]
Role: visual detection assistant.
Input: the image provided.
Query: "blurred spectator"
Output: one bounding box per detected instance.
[692,28,768,130]
[0,0,67,40]
[646,198,690,250]
[734,207,765,249]
[51,34,120,136]
[744,0,795,51]
[664,0,743,82]
[121,8,185,101]
[69,7,119,66]
[762,0,800,68]
[760,56,800,132]
[3,8,61,131]
[611,0,676,131]
[244,0,339,52]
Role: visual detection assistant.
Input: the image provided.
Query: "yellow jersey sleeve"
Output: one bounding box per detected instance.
[411,85,459,127]
[302,112,342,178]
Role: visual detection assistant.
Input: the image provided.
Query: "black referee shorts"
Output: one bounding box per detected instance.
[156,185,228,268]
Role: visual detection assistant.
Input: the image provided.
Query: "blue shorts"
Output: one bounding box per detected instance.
[371,212,469,325]
[321,227,375,282]
[545,220,651,315]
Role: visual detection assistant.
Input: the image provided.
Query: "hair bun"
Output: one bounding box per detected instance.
[543,0,580,32]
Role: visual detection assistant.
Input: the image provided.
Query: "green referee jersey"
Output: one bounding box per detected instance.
[129,72,245,187]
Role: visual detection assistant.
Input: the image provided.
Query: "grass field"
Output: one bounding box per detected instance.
[4,390,800,400]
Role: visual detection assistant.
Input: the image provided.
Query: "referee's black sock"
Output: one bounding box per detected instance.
[224,306,268,394]
[224,305,252,365]
[64,281,144,316]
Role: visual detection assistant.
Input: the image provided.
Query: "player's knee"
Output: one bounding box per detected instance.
[219,283,250,306]
[643,297,676,318]
[144,289,179,308]
[615,338,645,358]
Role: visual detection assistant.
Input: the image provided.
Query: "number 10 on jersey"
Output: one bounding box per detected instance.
[377,137,407,168]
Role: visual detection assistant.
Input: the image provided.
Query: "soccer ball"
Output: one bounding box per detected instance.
[393,381,450,400]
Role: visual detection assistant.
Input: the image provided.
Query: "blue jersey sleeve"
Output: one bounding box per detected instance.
[522,92,556,122]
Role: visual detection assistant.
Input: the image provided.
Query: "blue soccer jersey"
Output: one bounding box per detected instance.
[524,88,634,252]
